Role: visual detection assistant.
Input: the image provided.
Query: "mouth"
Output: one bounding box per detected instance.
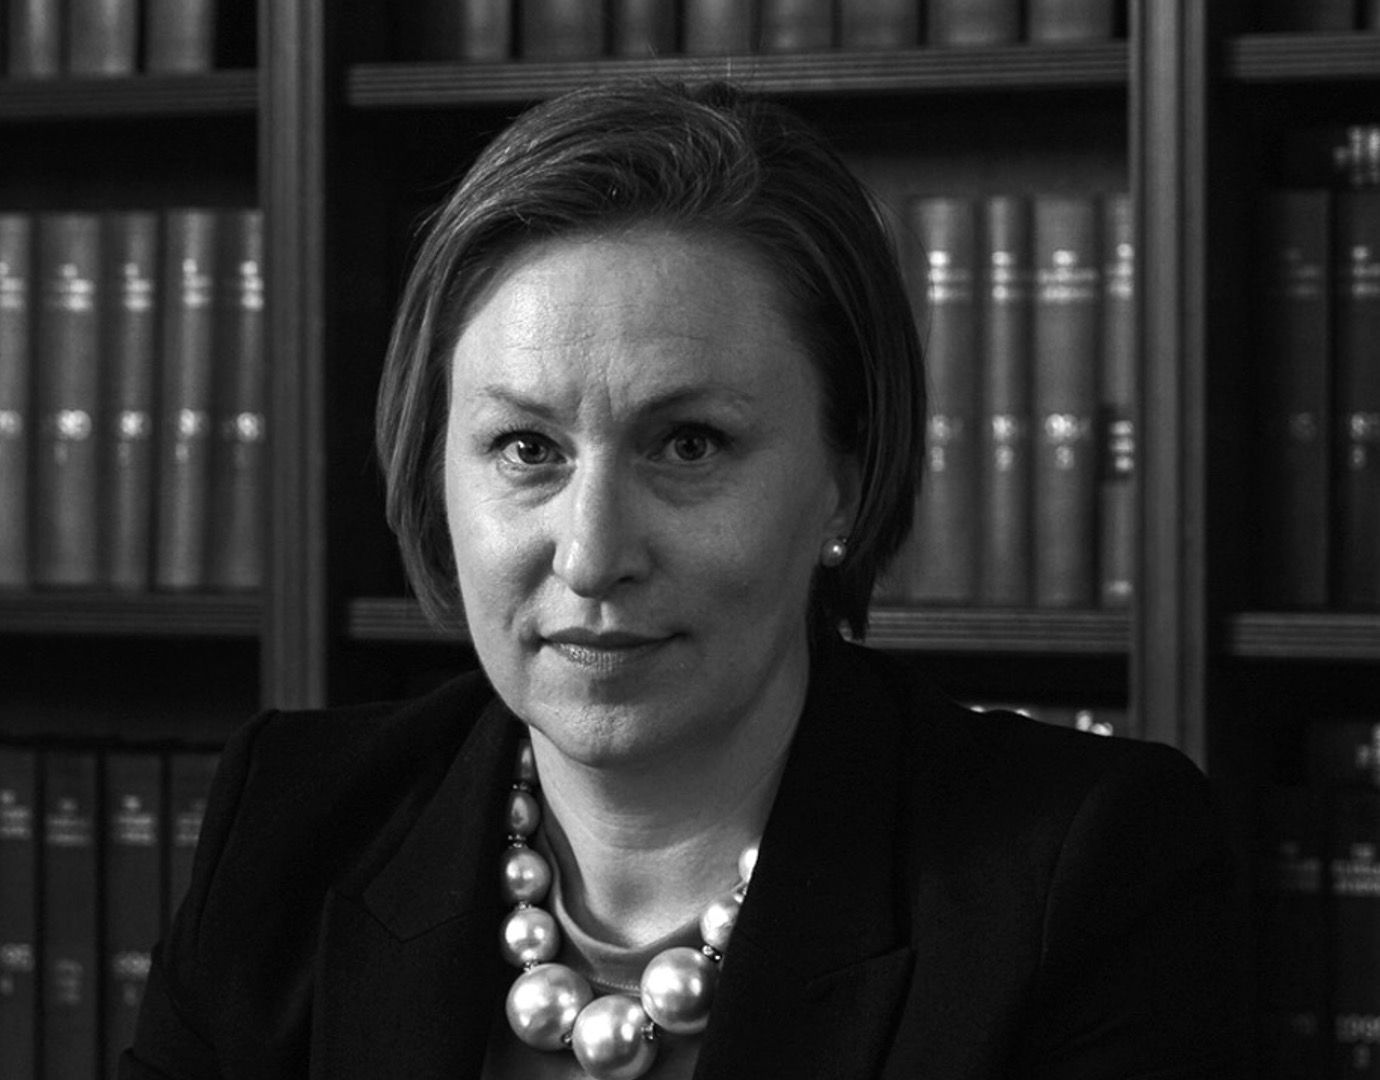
[541,629,672,672]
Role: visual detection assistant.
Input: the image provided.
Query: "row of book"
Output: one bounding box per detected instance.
[4,0,225,77]
[1261,0,1380,32]
[0,208,265,593]
[0,742,220,1080]
[1256,718,1380,1078]
[876,192,1135,609]
[398,0,1123,63]
[1254,187,1380,611]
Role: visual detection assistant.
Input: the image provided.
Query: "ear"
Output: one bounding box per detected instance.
[824,450,863,540]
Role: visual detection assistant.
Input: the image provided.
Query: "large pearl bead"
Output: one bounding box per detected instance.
[570,994,657,1080]
[640,946,718,1035]
[699,891,742,952]
[505,963,593,1051]
[501,845,552,905]
[500,905,560,967]
[507,789,541,837]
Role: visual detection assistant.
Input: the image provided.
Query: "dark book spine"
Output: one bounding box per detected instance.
[610,0,676,55]
[102,211,160,592]
[1366,0,1380,30]
[1099,193,1135,608]
[103,752,163,1077]
[41,750,101,1080]
[0,747,38,1080]
[1333,190,1380,610]
[0,215,33,589]
[1326,789,1380,1077]
[7,0,62,77]
[208,210,266,592]
[1307,719,1380,788]
[839,0,918,49]
[34,213,102,588]
[519,0,606,59]
[1260,0,1356,32]
[399,0,513,61]
[1026,0,1115,42]
[909,196,979,603]
[1032,196,1100,607]
[142,0,215,72]
[978,195,1033,606]
[1255,190,1332,610]
[166,752,218,927]
[926,0,1020,45]
[66,0,137,75]
[759,0,835,51]
[683,0,755,54]
[155,209,218,592]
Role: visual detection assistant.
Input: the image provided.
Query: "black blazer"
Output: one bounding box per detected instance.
[121,640,1241,1079]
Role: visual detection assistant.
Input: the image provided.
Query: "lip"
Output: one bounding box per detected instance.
[541,628,672,673]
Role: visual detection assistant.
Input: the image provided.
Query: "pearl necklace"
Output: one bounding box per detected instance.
[499,739,758,1080]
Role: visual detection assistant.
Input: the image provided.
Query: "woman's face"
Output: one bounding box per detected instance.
[444,228,857,768]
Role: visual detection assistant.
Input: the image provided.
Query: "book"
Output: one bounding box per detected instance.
[683,0,754,54]
[104,752,164,1075]
[155,209,218,591]
[978,195,1033,606]
[908,196,979,603]
[1260,0,1356,32]
[208,210,266,591]
[1032,195,1100,608]
[610,0,675,56]
[1366,0,1380,31]
[34,213,102,588]
[0,215,32,589]
[66,0,138,75]
[1326,789,1380,1077]
[0,747,38,1080]
[1333,190,1380,610]
[143,0,215,72]
[167,751,219,926]
[759,0,835,51]
[102,211,160,591]
[1307,718,1380,789]
[6,0,62,77]
[42,751,101,1080]
[519,0,606,59]
[397,0,513,61]
[926,0,1020,45]
[1099,193,1135,608]
[839,0,918,49]
[1254,190,1332,610]
[1026,0,1116,42]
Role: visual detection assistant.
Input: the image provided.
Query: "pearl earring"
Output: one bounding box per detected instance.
[820,537,848,568]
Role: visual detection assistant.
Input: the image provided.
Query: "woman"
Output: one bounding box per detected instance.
[123,83,1239,1079]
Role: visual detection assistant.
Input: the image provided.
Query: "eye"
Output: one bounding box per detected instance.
[658,425,725,465]
[495,432,561,467]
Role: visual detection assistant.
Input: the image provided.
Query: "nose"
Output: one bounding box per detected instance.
[552,457,649,598]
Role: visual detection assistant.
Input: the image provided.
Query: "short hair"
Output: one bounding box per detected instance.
[376,80,925,640]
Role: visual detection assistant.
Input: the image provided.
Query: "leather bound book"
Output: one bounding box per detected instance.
[839,0,918,49]
[759,0,835,51]
[1032,195,1100,608]
[1259,0,1356,31]
[398,0,513,61]
[102,211,160,591]
[1254,190,1331,610]
[41,750,101,1080]
[34,213,102,588]
[683,0,755,54]
[66,0,137,74]
[1099,193,1135,608]
[208,209,266,592]
[155,209,218,592]
[519,0,606,59]
[1333,190,1380,610]
[1326,789,1380,1077]
[143,0,215,72]
[978,195,1033,606]
[0,215,32,589]
[103,752,163,1076]
[908,196,980,604]
[927,0,1020,45]
[166,751,219,927]
[611,0,676,56]
[1026,0,1115,42]
[0,747,38,1080]
[6,0,62,77]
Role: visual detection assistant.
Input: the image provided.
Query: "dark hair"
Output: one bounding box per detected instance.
[376,81,925,639]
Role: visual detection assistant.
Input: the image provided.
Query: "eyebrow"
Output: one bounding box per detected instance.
[471,383,757,417]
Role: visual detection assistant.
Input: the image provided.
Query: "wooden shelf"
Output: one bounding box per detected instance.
[1225,612,1380,660]
[347,597,464,642]
[0,592,261,638]
[347,44,1128,108]
[0,70,257,119]
[1223,33,1380,82]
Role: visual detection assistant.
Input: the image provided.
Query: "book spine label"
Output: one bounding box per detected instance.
[7,0,63,77]
[1032,196,1100,607]
[927,0,1020,45]
[1099,193,1135,608]
[610,0,676,56]
[0,748,38,1080]
[519,0,606,59]
[1327,789,1380,1077]
[0,216,33,588]
[155,210,218,591]
[1026,0,1115,42]
[143,0,215,72]
[759,0,835,51]
[35,214,102,587]
[209,210,267,591]
[839,0,918,49]
[66,0,138,74]
[1334,190,1380,609]
[166,752,219,926]
[979,195,1033,605]
[683,0,754,53]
